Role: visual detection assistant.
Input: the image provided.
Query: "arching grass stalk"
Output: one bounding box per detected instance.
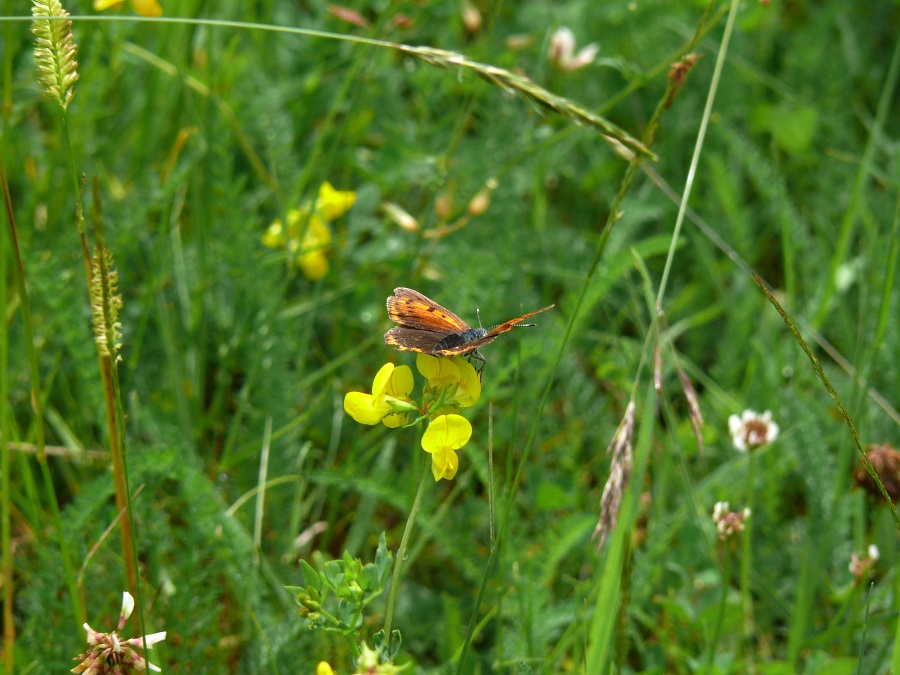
[752,275,900,529]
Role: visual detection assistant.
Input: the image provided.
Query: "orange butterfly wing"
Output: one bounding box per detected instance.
[386,287,471,332]
[484,304,555,338]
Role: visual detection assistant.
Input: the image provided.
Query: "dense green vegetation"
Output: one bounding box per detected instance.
[3,0,899,672]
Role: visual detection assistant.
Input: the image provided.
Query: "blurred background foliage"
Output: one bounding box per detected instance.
[3,0,899,672]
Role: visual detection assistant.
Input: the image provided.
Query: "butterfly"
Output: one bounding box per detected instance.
[384,287,554,372]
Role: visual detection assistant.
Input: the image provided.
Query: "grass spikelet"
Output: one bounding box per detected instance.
[90,247,123,361]
[31,0,79,111]
[593,400,636,553]
[396,44,657,160]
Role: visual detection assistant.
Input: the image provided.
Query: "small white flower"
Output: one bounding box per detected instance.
[72,592,167,674]
[548,27,599,72]
[728,409,779,451]
[713,501,728,519]
[120,591,135,621]
[711,501,750,540]
[849,545,879,582]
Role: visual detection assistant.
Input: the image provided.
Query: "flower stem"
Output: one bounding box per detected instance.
[382,463,428,658]
[740,450,756,654]
[705,545,732,672]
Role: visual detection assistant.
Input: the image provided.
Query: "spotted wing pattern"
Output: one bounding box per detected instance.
[384,326,446,353]
[385,287,470,332]
[384,287,555,360]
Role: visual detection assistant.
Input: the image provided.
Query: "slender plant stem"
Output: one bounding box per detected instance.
[705,545,732,673]
[383,463,428,657]
[740,451,756,652]
[88,181,146,640]
[656,0,738,305]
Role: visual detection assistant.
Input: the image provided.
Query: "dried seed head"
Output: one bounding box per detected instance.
[382,202,419,233]
[467,178,497,217]
[853,443,900,502]
[593,400,636,553]
[460,0,482,33]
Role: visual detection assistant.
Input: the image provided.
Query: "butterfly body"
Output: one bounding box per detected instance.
[384,287,553,371]
[434,327,490,354]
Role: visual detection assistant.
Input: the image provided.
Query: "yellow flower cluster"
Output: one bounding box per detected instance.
[93,0,162,16]
[344,354,481,481]
[263,182,357,281]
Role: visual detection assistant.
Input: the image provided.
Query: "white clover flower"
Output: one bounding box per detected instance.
[728,409,779,451]
[712,501,750,540]
[849,545,880,583]
[71,592,166,674]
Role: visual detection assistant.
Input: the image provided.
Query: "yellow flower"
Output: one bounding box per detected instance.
[93,0,163,16]
[416,354,481,410]
[344,363,415,428]
[263,182,356,281]
[421,414,472,481]
[315,181,356,221]
[316,662,335,675]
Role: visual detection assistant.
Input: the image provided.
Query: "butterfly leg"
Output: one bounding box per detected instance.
[467,350,487,379]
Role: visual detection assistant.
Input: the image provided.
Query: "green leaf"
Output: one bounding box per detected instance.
[299,560,322,592]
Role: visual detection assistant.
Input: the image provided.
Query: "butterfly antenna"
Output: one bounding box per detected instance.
[476,306,484,329]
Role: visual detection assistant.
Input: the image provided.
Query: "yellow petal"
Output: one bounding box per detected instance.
[429,446,459,481]
[94,0,124,9]
[297,249,329,280]
[316,662,336,675]
[371,363,397,398]
[302,215,332,248]
[316,182,357,221]
[416,353,460,386]
[382,411,410,428]
[262,221,284,249]
[422,414,472,454]
[452,358,481,407]
[344,391,389,425]
[385,365,414,398]
[131,0,163,16]
[296,216,332,280]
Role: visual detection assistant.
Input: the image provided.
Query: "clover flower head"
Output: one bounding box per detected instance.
[712,501,750,540]
[93,0,162,16]
[548,27,599,72]
[71,591,166,674]
[853,443,900,502]
[849,544,879,583]
[344,363,415,428]
[421,414,472,481]
[263,182,356,280]
[728,409,779,451]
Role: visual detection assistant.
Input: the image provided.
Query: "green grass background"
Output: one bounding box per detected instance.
[2,0,899,672]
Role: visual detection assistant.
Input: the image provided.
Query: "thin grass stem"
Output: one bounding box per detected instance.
[383,462,428,657]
